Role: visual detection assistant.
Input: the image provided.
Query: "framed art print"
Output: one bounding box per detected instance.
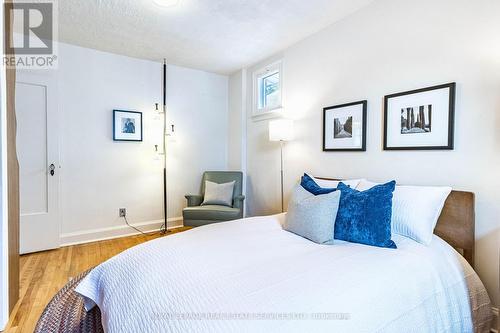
[383,83,455,150]
[323,100,367,151]
[113,110,143,142]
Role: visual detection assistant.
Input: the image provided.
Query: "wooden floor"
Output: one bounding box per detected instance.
[3,227,191,333]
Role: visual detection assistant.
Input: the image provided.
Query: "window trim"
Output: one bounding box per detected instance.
[252,60,283,120]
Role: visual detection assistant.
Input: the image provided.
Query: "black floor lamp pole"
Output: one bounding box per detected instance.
[162,59,169,234]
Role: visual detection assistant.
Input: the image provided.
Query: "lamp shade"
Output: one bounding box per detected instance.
[269,119,294,141]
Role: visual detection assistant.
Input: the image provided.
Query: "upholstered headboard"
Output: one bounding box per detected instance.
[314,177,475,267]
[434,191,475,267]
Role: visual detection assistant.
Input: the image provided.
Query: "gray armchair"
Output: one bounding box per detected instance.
[183,171,245,227]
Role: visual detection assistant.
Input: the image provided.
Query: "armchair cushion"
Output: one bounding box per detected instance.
[201,180,235,207]
[183,205,241,221]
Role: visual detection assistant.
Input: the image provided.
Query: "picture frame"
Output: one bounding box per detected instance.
[323,100,367,151]
[113,110,143,142]
[383,83,455,150]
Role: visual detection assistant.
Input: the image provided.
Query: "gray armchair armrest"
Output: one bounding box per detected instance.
[233,195,245,209]
[185,194,203,207]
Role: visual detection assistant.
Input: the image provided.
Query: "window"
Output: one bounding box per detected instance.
[259,71,280,109]
[253,61,282,118]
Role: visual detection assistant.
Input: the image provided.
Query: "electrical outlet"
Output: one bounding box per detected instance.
[119,208,126,217]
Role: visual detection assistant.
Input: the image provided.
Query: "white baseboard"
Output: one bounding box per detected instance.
[60,217,183,247]
[492,307,499,333]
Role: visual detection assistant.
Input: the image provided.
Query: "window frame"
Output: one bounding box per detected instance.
[252,60,283,120]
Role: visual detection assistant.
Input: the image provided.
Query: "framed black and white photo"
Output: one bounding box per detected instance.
[323,100,367,151]
[113,110,143,142]
[384,83,455,150]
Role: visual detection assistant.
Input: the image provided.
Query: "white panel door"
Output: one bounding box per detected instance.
[16,72,59,254]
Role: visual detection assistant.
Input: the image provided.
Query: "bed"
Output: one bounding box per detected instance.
[70,189,492,333]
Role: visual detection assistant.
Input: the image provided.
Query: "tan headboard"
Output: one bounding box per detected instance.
[434,191,475,267]
[314,178,475,267]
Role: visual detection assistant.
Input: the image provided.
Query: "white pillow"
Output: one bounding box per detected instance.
[355,179,452,245]
[355,179,380,191]
[201,180,235,207]
[392,185,452,245]
[311,175,364,189]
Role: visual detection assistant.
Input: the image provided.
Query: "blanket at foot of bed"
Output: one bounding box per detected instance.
[35,268,104,333]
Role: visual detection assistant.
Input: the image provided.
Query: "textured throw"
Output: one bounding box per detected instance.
[34,268,104,333]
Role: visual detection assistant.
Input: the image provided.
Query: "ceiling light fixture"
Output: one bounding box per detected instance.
[153,0,179,8]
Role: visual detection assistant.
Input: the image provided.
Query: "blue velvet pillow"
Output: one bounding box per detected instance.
[300,173,336,196]
[334,181,397,249]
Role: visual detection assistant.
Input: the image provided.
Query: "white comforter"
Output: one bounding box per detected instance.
[76,214,474,333]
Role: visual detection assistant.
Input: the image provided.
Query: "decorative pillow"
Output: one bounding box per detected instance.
[392,185,452,245]
[284,185,341,244]
[355,180,452,245]
[301,173,363,195]
[201,180,235,207]
[300,173,336,195]
[355,179,380,191]
[311,175,363,190]
[334,181,397,249]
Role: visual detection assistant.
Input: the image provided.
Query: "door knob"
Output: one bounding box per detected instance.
[49,164,55,176]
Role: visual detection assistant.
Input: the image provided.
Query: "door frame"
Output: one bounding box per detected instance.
[16,70,61,254]
[0,10,10,328]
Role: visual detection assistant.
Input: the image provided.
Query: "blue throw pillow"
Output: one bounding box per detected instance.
[334,181,397,249]
[300,173,336,196]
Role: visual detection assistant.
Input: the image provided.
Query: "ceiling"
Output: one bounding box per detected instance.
[58,0,374,74]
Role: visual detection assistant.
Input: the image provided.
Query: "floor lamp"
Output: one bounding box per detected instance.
[269,119,294,212]
[161,59,169,234]
[155,59,175,234]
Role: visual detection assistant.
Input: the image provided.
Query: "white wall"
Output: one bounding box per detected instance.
[228,69,248,215]
[165,64,229,218]
[228,70,245,171]
[237,0,500,307]
[17,42,228,244]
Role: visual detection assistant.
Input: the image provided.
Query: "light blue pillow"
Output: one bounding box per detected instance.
[284,184,341,244]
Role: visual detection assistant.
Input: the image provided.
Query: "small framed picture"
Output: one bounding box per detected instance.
[384,83,455,150]
[113,110,143,142]
[323,100,367,151]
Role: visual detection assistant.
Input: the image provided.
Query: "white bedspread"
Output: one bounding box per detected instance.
[76,214,476,333]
